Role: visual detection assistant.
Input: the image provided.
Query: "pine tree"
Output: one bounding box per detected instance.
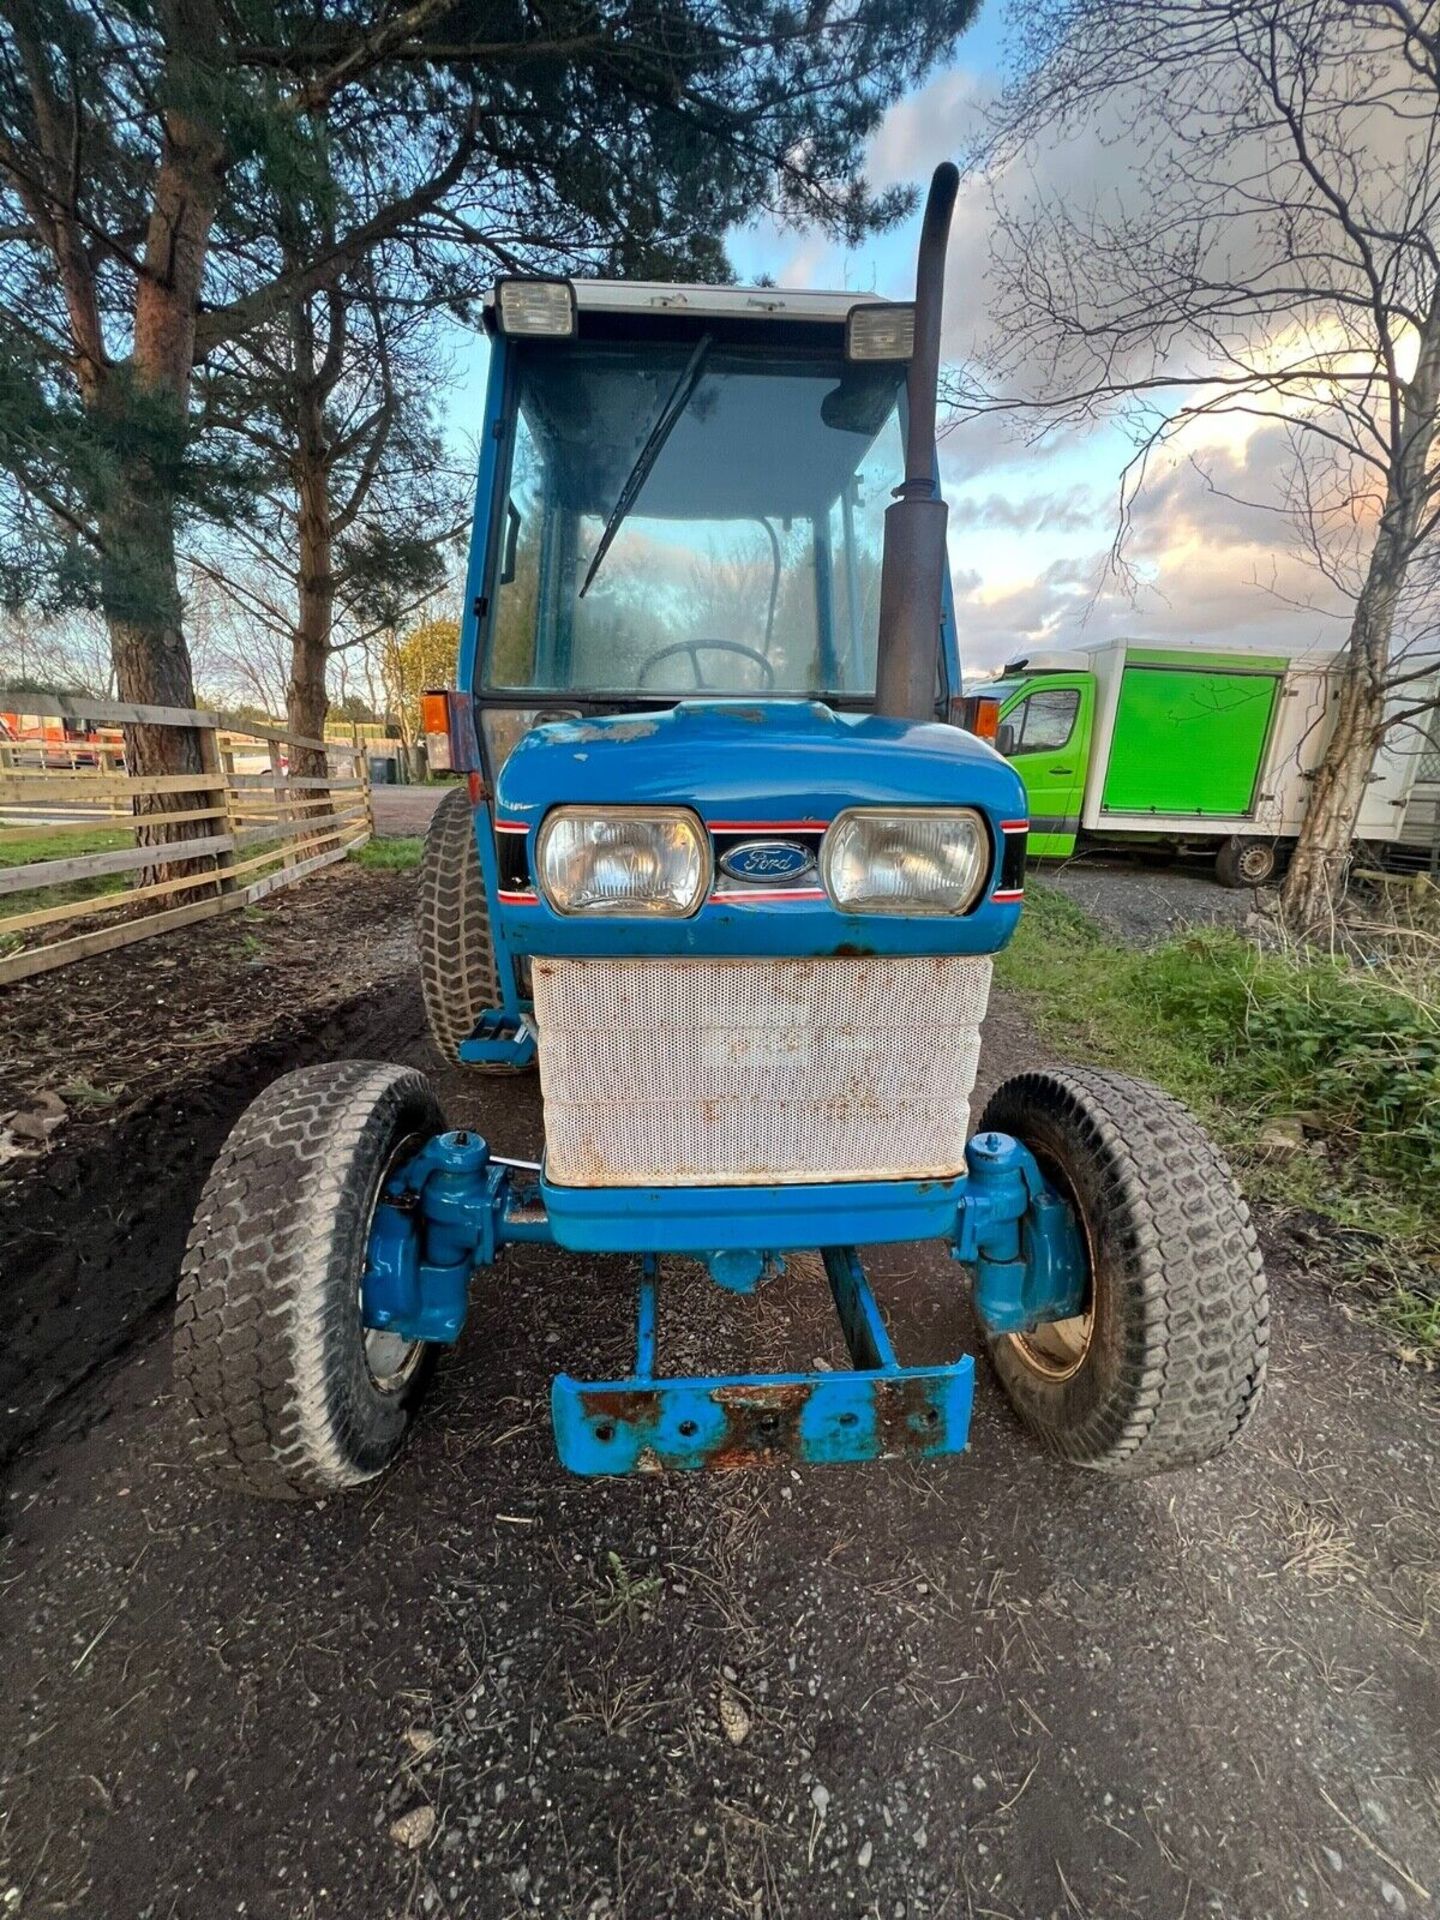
[1,0,980,842]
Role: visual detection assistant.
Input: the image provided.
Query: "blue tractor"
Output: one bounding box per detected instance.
[174,170,1267,1496]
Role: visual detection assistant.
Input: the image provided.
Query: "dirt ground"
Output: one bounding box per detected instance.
[0,863,420,1461]
[1,863,1437,1920]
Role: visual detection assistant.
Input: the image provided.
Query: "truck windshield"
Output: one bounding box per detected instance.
[483,340,907,700]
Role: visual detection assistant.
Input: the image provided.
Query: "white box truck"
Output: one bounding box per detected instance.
[989,639,1439,885]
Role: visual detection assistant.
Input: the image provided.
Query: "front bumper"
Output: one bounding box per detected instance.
[553,1361,975,1473]
[552,1246,975,1473]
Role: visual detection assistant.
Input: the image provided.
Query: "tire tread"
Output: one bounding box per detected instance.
[982,1067,1269,1477]
[173,1060,440,1500]
[416,786,509,1067]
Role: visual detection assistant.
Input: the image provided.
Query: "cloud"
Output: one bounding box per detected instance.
[773,233,834,293]
[949,484,1101,534]
[948,545,1335,673]
[865,69,990,190]
[948,412,1374,675]
[938,408,1096,482]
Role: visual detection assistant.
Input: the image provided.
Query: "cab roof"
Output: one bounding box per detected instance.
[483,279,885,331]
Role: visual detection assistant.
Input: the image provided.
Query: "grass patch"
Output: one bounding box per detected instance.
[0,825,133,868]
[350,836,423,872]
[0,824,134,921]
[1368,1277,1440,1354]
[997,883,1440,1354]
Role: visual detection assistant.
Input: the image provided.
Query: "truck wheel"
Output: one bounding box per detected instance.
[417,785,528,1070]
[173,1061,444,1500]
[1215,835,1278,887]
[977,1068,1268,1477]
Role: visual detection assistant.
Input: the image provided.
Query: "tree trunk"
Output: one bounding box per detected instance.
[7,3,219,811]
[100,445,211,885]
[283,282,345,787]
[1281,296,1440,932]
[288,415,335,786]
[1280,640,1389,929]
[103,466,200,770]
[97,0,227,876]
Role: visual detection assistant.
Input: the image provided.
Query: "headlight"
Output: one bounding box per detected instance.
[821,808,990,915]
[537,807,709,916]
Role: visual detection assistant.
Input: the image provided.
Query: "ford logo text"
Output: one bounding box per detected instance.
[718,840,815,884]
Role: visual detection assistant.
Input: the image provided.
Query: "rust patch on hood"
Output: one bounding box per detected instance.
[553,717,660,744]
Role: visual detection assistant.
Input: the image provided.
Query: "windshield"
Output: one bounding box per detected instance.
[483,340,906,699]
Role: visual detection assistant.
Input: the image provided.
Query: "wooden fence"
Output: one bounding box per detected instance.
[0,694,372,987]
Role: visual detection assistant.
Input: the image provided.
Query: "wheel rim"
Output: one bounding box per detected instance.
[365,1326,423,1391]
[1239,844,1273,882]
[1006,1151,1099,1383]
[1009,1308,1093,1380]
[360,1130,430,1394]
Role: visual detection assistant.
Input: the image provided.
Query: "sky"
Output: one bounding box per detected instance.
[445,0,1362,679]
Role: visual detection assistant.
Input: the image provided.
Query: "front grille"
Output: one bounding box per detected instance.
[531,955,992,1187]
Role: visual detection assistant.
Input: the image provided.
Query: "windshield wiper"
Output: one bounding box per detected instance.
[579,332,712,598]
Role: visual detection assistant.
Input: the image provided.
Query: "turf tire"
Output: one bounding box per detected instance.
[979,1067,1268,1477]
[173,1060,444,1500]
[417,785,527,1070]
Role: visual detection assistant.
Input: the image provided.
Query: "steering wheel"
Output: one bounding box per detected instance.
[636,638,776,692]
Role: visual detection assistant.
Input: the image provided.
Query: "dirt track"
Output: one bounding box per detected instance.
[1,865,1437,1920]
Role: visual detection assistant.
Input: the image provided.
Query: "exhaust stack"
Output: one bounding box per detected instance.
[873,162,959,722]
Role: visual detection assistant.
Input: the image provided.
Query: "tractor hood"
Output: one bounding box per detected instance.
[497,700,1022,817]
[489,700,1029,960]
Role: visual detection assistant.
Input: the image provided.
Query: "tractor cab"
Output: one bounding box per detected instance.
[452,279,961,784]
[176,172,1267,1498]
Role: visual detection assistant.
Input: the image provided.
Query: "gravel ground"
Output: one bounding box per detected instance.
[1043,853,1268,946]
[372,783,446,838]
[1,872,1437,1920]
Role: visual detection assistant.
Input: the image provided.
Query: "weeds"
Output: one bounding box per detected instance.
[60,1078,120,1109]
[998,883,1440,1353]
[561,1657,661,1735]
[1344,1273,1440,1359]
[590,1551,662,1629]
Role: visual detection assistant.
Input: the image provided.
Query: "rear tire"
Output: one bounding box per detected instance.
[978,1068,1268,1477]
[1215,835,1279,888]
[417,785,528,1070]
[173,1061,444,1500]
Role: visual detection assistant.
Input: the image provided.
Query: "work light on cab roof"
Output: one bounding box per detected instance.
[173,167,1269,1501]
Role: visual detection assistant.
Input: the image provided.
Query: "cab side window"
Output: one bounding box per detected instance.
[1011,687,1079,753]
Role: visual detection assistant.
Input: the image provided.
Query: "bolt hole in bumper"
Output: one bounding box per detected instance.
[361,1126,1087,1475]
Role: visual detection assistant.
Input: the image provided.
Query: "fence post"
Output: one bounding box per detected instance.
[198,721,239,896]
[268,735,295,870]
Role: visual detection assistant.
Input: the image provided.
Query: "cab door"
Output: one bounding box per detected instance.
[999,676,1093,857]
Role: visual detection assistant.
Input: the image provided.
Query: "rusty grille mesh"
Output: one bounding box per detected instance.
[532,955,992,1187]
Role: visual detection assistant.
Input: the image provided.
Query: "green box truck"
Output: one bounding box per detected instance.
[991,639,1435,886]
